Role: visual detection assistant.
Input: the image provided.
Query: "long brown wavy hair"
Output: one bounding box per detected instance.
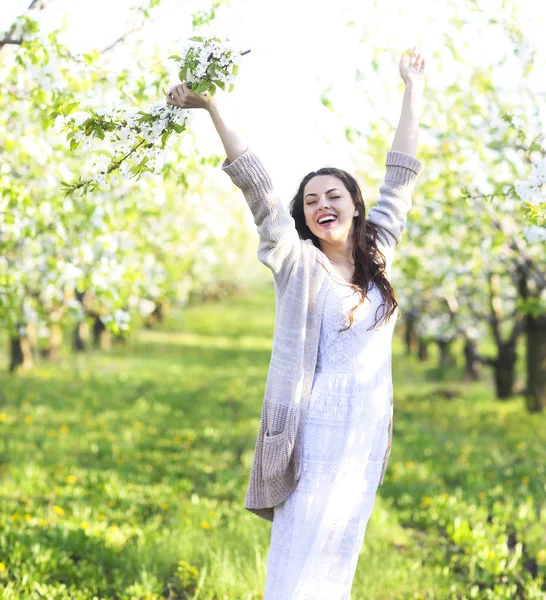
[289,167,398,332]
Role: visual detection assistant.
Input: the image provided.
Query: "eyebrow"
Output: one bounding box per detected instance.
[304,188,342,199]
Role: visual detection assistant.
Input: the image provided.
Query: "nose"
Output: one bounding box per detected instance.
[317,196,331,209]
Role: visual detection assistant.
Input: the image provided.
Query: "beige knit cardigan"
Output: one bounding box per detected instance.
[221,147,423,522]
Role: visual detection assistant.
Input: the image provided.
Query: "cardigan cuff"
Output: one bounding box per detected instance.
[221,146,274,192]
[385,150,423,186]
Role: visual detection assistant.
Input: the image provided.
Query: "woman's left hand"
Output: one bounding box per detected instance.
[400,46,425,86]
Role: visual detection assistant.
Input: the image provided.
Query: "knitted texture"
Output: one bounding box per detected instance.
[221,147,422,521]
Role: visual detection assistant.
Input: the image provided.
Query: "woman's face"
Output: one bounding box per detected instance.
[303,175,358,244]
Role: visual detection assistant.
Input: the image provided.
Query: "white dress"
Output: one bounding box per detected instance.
[263,266,395,600]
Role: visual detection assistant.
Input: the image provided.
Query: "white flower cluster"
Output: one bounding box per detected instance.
[523,224,546,244]
[515,155,546,207]
[515,154,546,244]
[102,308,131,332]
[67,103,193,189]
[172,36,243,92]
[64,37,246,194]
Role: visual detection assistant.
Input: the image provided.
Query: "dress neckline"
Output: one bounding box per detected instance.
[321,252,355,287]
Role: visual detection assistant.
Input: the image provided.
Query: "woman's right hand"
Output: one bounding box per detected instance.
[166,82,214,111]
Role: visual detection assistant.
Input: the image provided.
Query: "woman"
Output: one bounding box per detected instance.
[167,46,425,599]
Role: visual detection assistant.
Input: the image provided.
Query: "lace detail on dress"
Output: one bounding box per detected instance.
[263,274,394,600]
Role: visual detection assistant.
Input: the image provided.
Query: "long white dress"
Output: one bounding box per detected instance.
[263,266,395,600]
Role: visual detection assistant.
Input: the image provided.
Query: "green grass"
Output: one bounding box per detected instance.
[0,283,545,599]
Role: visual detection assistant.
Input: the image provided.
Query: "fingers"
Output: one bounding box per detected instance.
[166,82,196,107]
[166,86,176,106]
[407,47,424,69]
[166,83,184,103]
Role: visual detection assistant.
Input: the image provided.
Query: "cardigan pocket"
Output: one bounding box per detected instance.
[261,428,292,481]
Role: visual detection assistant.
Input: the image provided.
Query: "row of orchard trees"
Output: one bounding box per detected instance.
[1,0,261,372]
[3,0,544,417]
[345,1,545,412]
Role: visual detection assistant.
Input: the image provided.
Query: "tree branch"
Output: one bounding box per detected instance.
[509,314,525,346]
[475,353,496,367]
[488,272,503,348]
[0,0,44,54]
[99,25,143,55]
[466,301,488,323]
[491,220,546,291]
[464,194,546,292]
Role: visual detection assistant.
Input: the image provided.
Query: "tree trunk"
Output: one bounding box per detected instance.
[403,309,418,356]
[9,335,33,373]
[145,302,165,329]
[39,323,63,361]
[418,337,429,361]
[72,321,88,352]
[463,338,481,381]
[493,340,518,399]
[437,339,456,369]
[92,316,111,350]
[524,313,546,413]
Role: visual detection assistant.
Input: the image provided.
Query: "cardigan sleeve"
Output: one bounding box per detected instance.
[221,147,301,292]
[367,150,423,251]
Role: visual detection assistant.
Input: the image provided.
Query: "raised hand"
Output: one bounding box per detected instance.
[166,82,213,110]
[399,47,425,86]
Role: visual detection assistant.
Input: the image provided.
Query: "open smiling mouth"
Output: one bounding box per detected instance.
[317,216,338,228]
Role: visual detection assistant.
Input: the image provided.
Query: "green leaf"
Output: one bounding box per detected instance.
[169,55,182,61]
[444,33,465,63]
[193,81,209,94]
[63,102,79,116]
[320,94,334,111]
[189,36,204,43]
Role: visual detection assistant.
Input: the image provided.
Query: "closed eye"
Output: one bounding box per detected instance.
[307,196,341,205]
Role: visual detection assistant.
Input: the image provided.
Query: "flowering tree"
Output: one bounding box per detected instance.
[0,2,257,373]
[333,1,546,411]
[60,36,246,195]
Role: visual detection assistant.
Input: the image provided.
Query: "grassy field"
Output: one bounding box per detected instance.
[0,283,545,599]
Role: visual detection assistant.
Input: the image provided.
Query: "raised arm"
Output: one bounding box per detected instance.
[367,47,425,253]
[391,46,425,158]
[206,95,248,164]
[166,84,301,293]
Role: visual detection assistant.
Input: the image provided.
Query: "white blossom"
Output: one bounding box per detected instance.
[523,224,546,244]
[63,37,243,193]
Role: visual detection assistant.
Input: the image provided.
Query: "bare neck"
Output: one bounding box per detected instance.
[320,240,355,266]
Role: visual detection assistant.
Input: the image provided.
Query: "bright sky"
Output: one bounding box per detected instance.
[3,0,545,199]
